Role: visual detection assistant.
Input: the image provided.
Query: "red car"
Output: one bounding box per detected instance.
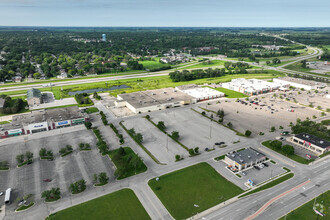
[43,179,52,182]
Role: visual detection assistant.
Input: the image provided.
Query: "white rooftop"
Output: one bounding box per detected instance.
[222,78,282,92]
[182,87,225,99]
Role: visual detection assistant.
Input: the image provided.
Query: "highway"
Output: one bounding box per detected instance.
[0,38,327,95]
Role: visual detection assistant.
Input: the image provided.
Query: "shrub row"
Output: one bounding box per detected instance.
[110,123,125,144]
[92,128,109,155]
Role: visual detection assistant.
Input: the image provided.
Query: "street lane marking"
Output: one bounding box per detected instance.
[245,180,311,220]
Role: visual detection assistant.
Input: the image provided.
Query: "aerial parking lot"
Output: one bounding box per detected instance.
[200,91,325,136]
[122,117,189,164]
[0,129,115,213]
[149,107,242,149]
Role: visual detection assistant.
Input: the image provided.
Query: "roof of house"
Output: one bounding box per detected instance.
[27,88,41,100]
[295,133,330,149]
[226,148,266,165]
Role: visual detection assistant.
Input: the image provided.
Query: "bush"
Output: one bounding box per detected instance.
[188,149,195,156]
[175,155,181,161]
[245,130,252,137]
[194,147,199,154]
[171,131,180,140]
[282,145,294,156]
[69,179,86,194]
[270,140,282,151]
[270,126,276,132]
[84,121,92,129]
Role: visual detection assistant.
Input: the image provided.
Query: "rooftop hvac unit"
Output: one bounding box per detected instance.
[240,160,244,163]
[256,153,259,155]
[320,141,324,144]
[231,154,235,157]
[306,135,309,138]
[248,156,251,158]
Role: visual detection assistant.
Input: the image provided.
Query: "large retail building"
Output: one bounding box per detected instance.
[0,106,89,138]
[115,88,197,113]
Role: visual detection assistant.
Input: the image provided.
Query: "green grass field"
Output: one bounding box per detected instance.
[108,147,147,179]
[280,190,329,220]
[205,86,249,98]
[180,60,225,70]
[47,189,151,220]
[139,60,170,70]
[148,162,243,219]
[3,71,284,101]
[284,62,330,78]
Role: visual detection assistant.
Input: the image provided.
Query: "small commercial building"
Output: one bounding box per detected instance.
[224,148,266,171]
[273,77,327,90]
[291,133,330,156]
[176,85,225,101]
[222,78,286,96]
[115,88,196,114]
[0,106,89,138]
[27,88,42,106]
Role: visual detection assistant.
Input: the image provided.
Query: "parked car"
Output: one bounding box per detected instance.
[18,200,26,206]
[258,163,264,169]
[241,171,247,176]
[204,148,209,152]
[43,179,52,182]
[263,163,269,167]
[254,166,260,170]
[0,191,3,196]
[219,142,225,145]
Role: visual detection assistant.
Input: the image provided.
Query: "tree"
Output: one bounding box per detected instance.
[171,131,180,140]
[270,140,282,151]
[157,121,166,131]
[194,147,199,154]
[135,133,143,144]
[25,151,33,161]
[39,148,47,157]
[84,121,92,129]
[145,115,150,119]
[282,145,294,156]
[270,126,276,132]
[188,149,195,156]
[245,130,252,137]
[98,172,109,184]
[227,122,232,127]
[66,145,73,152]
[175,155,181,161]
[202,111,206,116]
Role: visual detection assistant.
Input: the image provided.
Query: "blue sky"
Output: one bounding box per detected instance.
[1,0,329,27]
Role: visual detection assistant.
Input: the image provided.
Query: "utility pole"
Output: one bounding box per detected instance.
[209,120,213,139]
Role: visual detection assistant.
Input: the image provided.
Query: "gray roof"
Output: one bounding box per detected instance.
[11,106,87,126]
[226,148,266,165]
[0,98,5,108]
[117,88,194,109]
[295,133,330,149]
[27,88,41,100]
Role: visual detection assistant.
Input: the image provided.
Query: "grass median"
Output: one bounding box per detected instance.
[239,173,294,198]
[148,162,243,219]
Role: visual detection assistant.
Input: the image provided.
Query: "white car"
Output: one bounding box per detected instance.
[258,163,264,169]
[0,191,3,196]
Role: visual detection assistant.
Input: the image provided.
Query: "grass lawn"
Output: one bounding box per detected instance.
[239,173,294,198]
[0,121,10,124]
[86,107,99,114]
[1,71,284,100]
[204,86,249,98]
[148,162,244,219]
[180,60,225,70]
[280,190,329,220]
[284,62,330,78]
[139,60,170,70]
[108,147,147,179]
[47,189,151,220]
[262,141,313,164]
